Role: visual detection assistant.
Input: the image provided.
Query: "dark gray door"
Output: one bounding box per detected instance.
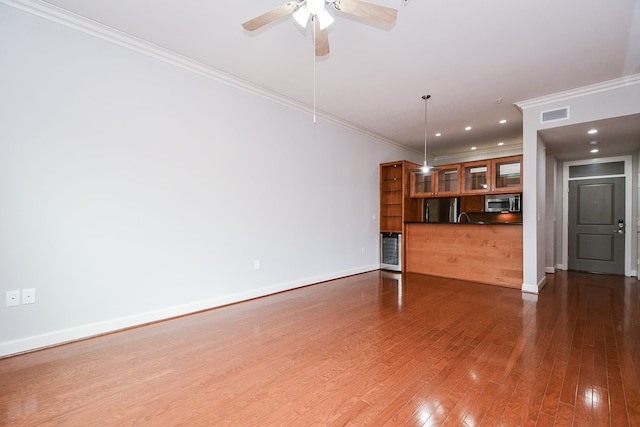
[568,177,625,274]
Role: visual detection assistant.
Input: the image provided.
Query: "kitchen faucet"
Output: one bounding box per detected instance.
[457,212,471,223]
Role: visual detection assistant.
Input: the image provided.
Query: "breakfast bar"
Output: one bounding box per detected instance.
[405,222,523,288]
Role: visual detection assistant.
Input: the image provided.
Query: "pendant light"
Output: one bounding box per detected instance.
[420,94,432,173]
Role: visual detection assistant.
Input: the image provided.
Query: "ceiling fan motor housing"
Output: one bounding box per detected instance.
[307,0,326,15]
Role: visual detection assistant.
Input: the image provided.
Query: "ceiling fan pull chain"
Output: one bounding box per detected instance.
[313,16,317,124]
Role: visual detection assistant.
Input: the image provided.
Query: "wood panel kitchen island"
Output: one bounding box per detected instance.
[405,223,523,288]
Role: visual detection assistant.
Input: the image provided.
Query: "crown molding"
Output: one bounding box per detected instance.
[515,74,640,110]
[1,0,406,150]
[434,144,523,165]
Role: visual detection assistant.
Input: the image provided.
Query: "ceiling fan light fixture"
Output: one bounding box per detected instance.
[293,2,334,30]
[307,0,326,15]
[242,0,397,56]
[317,8,335,29]
[293,4,311,27]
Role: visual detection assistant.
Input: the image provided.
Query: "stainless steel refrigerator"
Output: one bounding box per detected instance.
[424,197,459,223]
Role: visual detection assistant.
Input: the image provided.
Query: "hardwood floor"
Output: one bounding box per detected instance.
[1,270,639,425]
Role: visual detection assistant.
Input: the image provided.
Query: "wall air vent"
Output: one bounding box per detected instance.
[540,106,570,123]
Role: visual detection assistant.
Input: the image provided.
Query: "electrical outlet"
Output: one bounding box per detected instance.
[22,288,35,304]
[254,260,261,270]
[6,290,20,307]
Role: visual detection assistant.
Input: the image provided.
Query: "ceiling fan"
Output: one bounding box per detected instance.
[241,0,398,56]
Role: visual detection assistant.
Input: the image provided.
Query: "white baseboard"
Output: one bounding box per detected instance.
[0,265,379,358]
[538,275,548,291]
[521,275,548,295]
[546,265,636,277]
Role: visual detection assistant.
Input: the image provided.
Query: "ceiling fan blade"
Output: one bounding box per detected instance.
[334,0,397,25]
[314,18,330,56]
[242,2,298,31]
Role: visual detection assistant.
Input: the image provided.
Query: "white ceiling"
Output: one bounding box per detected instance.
[36,0,640,159]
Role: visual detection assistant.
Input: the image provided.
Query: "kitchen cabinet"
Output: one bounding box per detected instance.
[436,165,461,195]
[462,155,522,194]
[410,170,435,197]
[492,155,523,193]
[461,159,491,194]
[411,155,522,198]
[410,164,461,197]
[460,195,485,213]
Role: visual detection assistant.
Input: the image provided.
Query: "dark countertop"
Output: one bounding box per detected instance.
[405,221,523,225]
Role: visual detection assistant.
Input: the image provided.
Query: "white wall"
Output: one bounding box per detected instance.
[544,155,557,272]
[518,75,640,292]
[0,4,419,356]
[519,131,548,293]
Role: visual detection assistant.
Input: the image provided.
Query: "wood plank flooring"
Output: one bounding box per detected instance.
[1,270,639,425]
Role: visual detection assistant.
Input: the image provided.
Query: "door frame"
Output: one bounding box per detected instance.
[562,155,633,276]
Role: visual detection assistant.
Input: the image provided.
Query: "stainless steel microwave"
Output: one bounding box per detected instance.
[485,194,521,213]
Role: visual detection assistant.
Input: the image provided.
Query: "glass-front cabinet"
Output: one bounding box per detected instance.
[462,160,491,194]
[411,164,460,197]
[493,155,522,193]
[410,171,435,197]
[436,165,461,196]
[462,155,522,194]
[410,155,522,197]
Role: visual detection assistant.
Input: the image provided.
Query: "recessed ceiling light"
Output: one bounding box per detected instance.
[498,142,504,146]
[471,146,477,150]
[591,148,599,153]
[435,132,442,137]
[588,129,598,134]
[465,126,472,131]
[589,140,598,145]
[499,119,507,124]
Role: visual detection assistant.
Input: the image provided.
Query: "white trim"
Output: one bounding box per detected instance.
[0,265,379,358]
[522,274,547,294]
[0,0,407,152]
[434,145,523,165]
[538,275,548,291]
[545,266,556,274]
[562,155,633,276]
[516,74,640,110]
[568,174,626,181]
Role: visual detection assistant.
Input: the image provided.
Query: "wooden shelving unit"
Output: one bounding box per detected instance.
[380,161,421,272]
[380,161,421,232]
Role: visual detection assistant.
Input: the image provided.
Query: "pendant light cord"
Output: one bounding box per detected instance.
[313,18,317,124]
[422,94,431,168]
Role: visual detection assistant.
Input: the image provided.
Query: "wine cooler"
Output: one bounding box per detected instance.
[380,232,402,271]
